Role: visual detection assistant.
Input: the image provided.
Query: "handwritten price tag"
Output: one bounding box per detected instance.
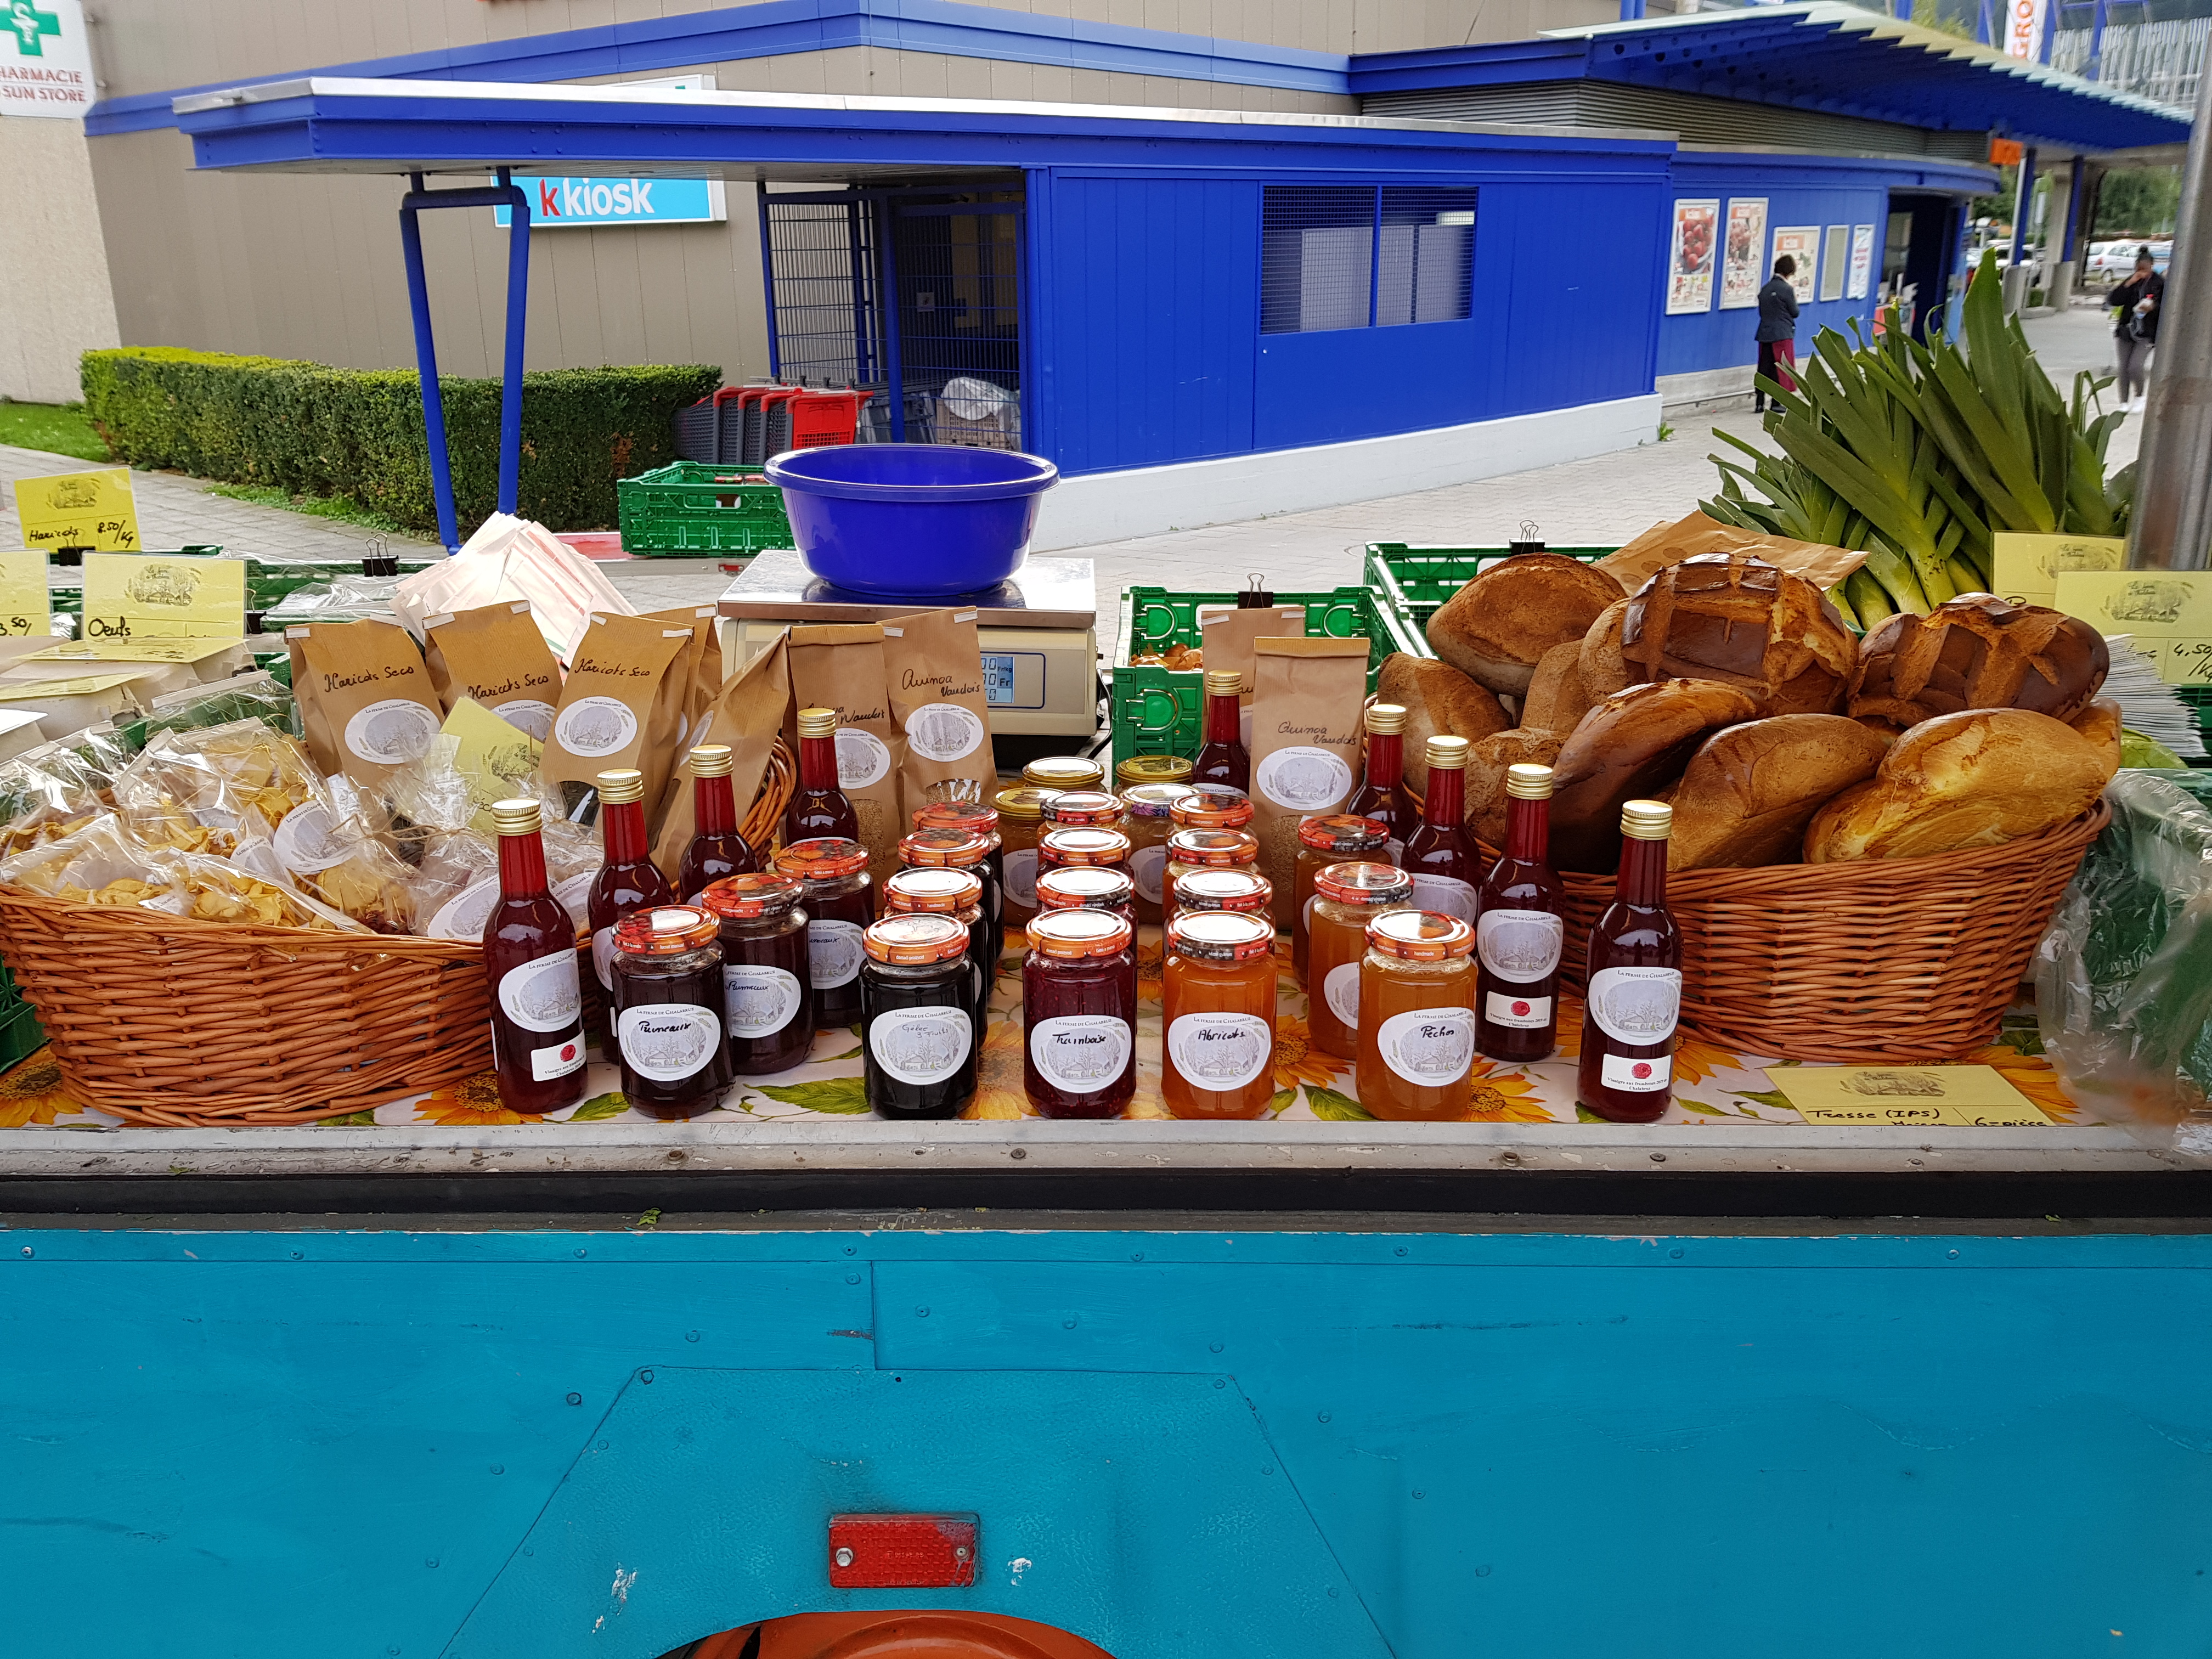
[0,551,50,637]
[1778,1064,2049,1127]
[2056,570,2212,685]
[1990,533,2125,612]
[81,554,244,640]
[11,468,139,553]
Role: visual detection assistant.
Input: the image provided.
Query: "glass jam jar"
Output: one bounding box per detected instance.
[1040,789,1126,832]
[860,913,980,1121]
[1164,827,1260,915]
[1170,784,1254,833]
[912,795,1003,964]
[1120,782,1196,926]
[1116,754,1193,790]
[1173,868,1274,917]
[993,785,1061,934]
[1022,909,1137,1119]
[899,823,996,966]
[609,904,733,1121]
[1163,909,1279,1121]
[1035,866,1136,923]
[1291,814,1391,990]
[701,872,815,1076]
[1356,909,1477,1122]
[882,865,991,1035]
[1037,826,1132,881]
[774,837,873,1030]
[1023,756,1105,793]
[1307,861,1414,1062]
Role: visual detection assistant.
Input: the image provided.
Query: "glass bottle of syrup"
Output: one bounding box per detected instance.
[483,798,588,1115]
[1577,799,1684,1124]
[1401,734,1478,926]
[1346,701,1418,859]
[587,768,675,1014]
[1192,669,1250,793]
[783,706,860,845]
[677,742,758,901]
[1475,763,1565,1063]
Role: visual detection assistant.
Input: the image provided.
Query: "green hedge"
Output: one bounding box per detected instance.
[81,348,720,538]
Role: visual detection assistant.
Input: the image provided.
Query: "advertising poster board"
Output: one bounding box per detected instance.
[1772,226,1820,304]
[1667,199,1720,314]
[1719,199,1769,309]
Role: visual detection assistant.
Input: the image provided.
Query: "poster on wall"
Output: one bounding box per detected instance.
[1820,226,1851,301]
[1666,199,1721,314]
[1719,199,1769,309]
[1772,226,1820,305]
[1847,224,1876,299]
[0,0,93,120]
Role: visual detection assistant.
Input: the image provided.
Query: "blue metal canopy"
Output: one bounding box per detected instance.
[1348,2,2191,156]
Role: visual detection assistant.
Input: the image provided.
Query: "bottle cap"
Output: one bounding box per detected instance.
[1297,814,1390,854]
[688,744,734,779]
[1506,763,1555,801]
[612,904,718,955]
[1165,827,1259,867]
[1039,826,1133,867]
[1173,868,1274,914]
[899,827,990,868]
[699,872,803,919]
[595,769,646,806]
[1315,861,1415,907]
[1366,907,1476,960]
[774,837,870,882]
[1170,785,1254,830]
[1035,867,1136,913]
[883,866,985,915]
[1621,799,1673,840]
[490,798,543,837]
[1204,669,1245,697]
[1121,782,1198,819]
[795,707,838,740]
[1167,909,1276,962]
[913,800,999,836]
[1116,754,1194,786]
[1026,907,1135,959]
[1022,756,1105,792]
[863,912,971,966]
[992,785,1061,822]
[1424,735,1471,772]
[1365,702,1409,736]
[1040,789,1125,828]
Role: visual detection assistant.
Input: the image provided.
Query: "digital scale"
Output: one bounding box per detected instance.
[717,549,1099,740]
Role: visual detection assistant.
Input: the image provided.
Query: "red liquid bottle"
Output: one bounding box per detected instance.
[483,798,588,1115]
[1577,799,1683,1124]
[1401,734,1479,927]
[678,742,758,901]
[588,767,675,1015]
[1475,762,1564,1063]
[784,706,860,845]
[1346,701,1418,859]
[1191,669,1249,793]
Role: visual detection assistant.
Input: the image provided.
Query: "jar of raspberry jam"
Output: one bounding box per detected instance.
[1022,909,1137,1119]
[609,905,733,1121]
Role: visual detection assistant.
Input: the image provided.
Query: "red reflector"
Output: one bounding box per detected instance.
[827,1513,979,1589]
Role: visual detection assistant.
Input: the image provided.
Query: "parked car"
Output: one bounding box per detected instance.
[2086,241,2137,279]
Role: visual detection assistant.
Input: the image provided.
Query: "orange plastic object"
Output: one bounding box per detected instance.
[676,1610,1116,1659]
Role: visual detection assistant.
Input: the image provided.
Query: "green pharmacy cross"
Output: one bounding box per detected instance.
[6,1,59,55]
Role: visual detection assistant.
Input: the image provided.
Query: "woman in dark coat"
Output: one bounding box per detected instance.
[1754,255,1801,414]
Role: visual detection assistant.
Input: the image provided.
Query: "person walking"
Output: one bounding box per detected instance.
[1754,256,1801,414]
[2111,246,2165,414]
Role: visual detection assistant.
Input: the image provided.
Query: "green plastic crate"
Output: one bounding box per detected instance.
[1110,585,1421,771]
[1364,543,1618,652]
[0,998,44,1069]
[617,462,794,555]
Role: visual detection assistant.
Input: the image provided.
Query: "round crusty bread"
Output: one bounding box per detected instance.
[1548,679,1763,872]
[1667,714,1892,871]
[1378,652,1511,794]
[1425,554,1624,697]
[1849,594,2109,726]
[1802,706,2117,863]
[1578,597,1634,702]
[1622,553,1856,716]
[1463,729,1567,849]
[1519,640,1594,736]
[2067,695,2123,764]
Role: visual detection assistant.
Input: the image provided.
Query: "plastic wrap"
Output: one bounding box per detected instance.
[0,729,131,855]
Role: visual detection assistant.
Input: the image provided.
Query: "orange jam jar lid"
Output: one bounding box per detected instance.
[1039,826,1132,866]
[1299,813,1390,854]
[1367,908,1475,960]
[1026,907,1135,958]
[1174,868,1274,913]
[883,866,985,915]
[899,827,990,867]
[775,837,870,881]
[912,799,1000,837]
[1171,785,1254,830]
[1165,827,1258,866]
[699,872,804,919]
[613,904,719,955]
[1122,782,1198,819]
[1035,867,1136,912]
[1040,789,1125,827]
[1167,908,1276,962]
[1315,861,1414,907]
[864,912,972,964]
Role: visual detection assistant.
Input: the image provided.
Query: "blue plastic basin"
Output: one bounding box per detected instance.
[764,444,1059,598]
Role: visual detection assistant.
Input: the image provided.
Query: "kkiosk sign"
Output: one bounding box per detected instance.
[489,71,725,229]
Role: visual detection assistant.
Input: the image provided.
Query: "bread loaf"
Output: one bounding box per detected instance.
[1377,653,1511,793]
[1520,641,1594,736]
[1548,679,1762,871]
[1620,552,1855,716]
[2068,696,2123,764]
[1802,706,2117,863]
[1849,594,2109,726]
[1578,597,1634,702]
[1667,714,1892,870]
[1425,554,1623,697]
[1463,729,1566,849]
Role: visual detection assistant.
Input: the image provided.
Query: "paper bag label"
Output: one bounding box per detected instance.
[1254,745,1353,812]
[834,727,892,789]
[905,702,986,763]
[492,698,556,742]
[344,699,438,766]
[555,695,640,758]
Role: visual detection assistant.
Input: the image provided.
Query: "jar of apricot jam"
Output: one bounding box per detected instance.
[1291,814,1391,989]
[1307,862,1414,1062]
[1162,909,1279,1120]
[993,786,1061,934]
[1172,867,1274,917]
[1169,784,1254,833]
[1022,909,1137,1119]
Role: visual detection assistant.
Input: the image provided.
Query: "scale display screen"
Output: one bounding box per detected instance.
[981,651,1046,709]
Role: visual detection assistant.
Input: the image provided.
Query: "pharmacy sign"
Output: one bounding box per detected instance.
[0,0,92,119]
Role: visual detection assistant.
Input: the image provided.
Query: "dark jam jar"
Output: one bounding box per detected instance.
[701,872,815,1076]
[882,865,991,1035]
[860,913,980,1120]
[1034,866,1136,924]
[610,905,733,1121]
[775,837,873,1031]
[899,825,997,978]
[1037,825,1132,881]
[1022,908,1137,1119]
[912,794,1004,965]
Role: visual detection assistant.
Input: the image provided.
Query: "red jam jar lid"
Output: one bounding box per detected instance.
[1035,866,1136,912]
[1175,868,1274,913]
[1315,861,1415,907]
[1299,813,1390,853]
[699,872,804,919]
[1039,826,1132,865]
[1040,789,1125,827]
[1170,785,1254,830]
[1122,782,1198,819]
[1166,827,1259,866]
[1026,907,1134,958]
[1166,908,1276,962]
[912,799,1000,836]
[775,837,869,881]
[899,827,990,867]
[613,904,719,955]
[864,912,972,964]
[1367,907,1475,961]
[883,866,985,915]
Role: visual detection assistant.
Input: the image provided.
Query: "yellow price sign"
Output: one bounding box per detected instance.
[0,551,51,637]
[11,467,139,553]
[81,553,245,640]
[1776,1064,2050,1127]
[2056,569,2212,686]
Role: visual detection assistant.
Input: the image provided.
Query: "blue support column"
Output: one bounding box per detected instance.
[1976,0,1994,44]
[847,196,874,384]
[2013,146,2040,265]
[757,183,782,382]
[1618,0,1646,19]
[2039,0,2058,63]
[877,196,905,442]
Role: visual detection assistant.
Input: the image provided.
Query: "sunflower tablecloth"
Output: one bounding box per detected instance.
[0,932,2080,1130]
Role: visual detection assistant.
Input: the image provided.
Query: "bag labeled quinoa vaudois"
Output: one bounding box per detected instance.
[286,618,444,788]
[786,623,905,883]
[423,601,563,741]
[1249,635,1370,928]
[882,607,994,817]
[541,613,695,819]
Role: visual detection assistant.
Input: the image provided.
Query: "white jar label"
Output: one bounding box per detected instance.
[343,698,438,767]
[1028,1014,1133,1093]
[429,878,500,943]
[591,923,618,990]
[1253,746,1353,813]
[1601,1051,1673,1092]
[1167,1012,1273,1093]
[868,1006,975,1085]
[498,950,582,1034]
[617,1003,724,1082]
[1130,843,1169,907]
[1585,966,1683,1045]
[833,727,892,789]
[1375,1006,1476,1088]
[725,963,803,1039]
[492,697,556,742]
[808,918,866,990]
[1477,907,1563,982]
[531,1032,586,1081]
[905,702,986,763]
[1485,990,1553,1030]
[554,695,640,758]
[1322,960,1363,1029]
[1408,873,1478,924]
[1002,847,1040,909]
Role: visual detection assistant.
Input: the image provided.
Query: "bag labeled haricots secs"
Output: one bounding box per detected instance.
[286,619,443,788]
[542,613,695,817]
[651,633,789,876]
[882,607,994,821]
[423,601,562,741]
[786,623,905,884]
[644,605,724,751]
[1249,636,1370,928]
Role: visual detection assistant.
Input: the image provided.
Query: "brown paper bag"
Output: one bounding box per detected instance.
[785,622,906,885]
[1200,605,1308,700]
[543,612,695,816]
[285,619,444,788]
[881,607,994,822]
[644,604,724,749]
[1595,510,1867,594]
[422,601,563,741]
[1248,636,1371,928]
[651,632,789,876]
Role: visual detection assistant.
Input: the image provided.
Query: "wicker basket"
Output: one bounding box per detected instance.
[0,741,798,1127]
